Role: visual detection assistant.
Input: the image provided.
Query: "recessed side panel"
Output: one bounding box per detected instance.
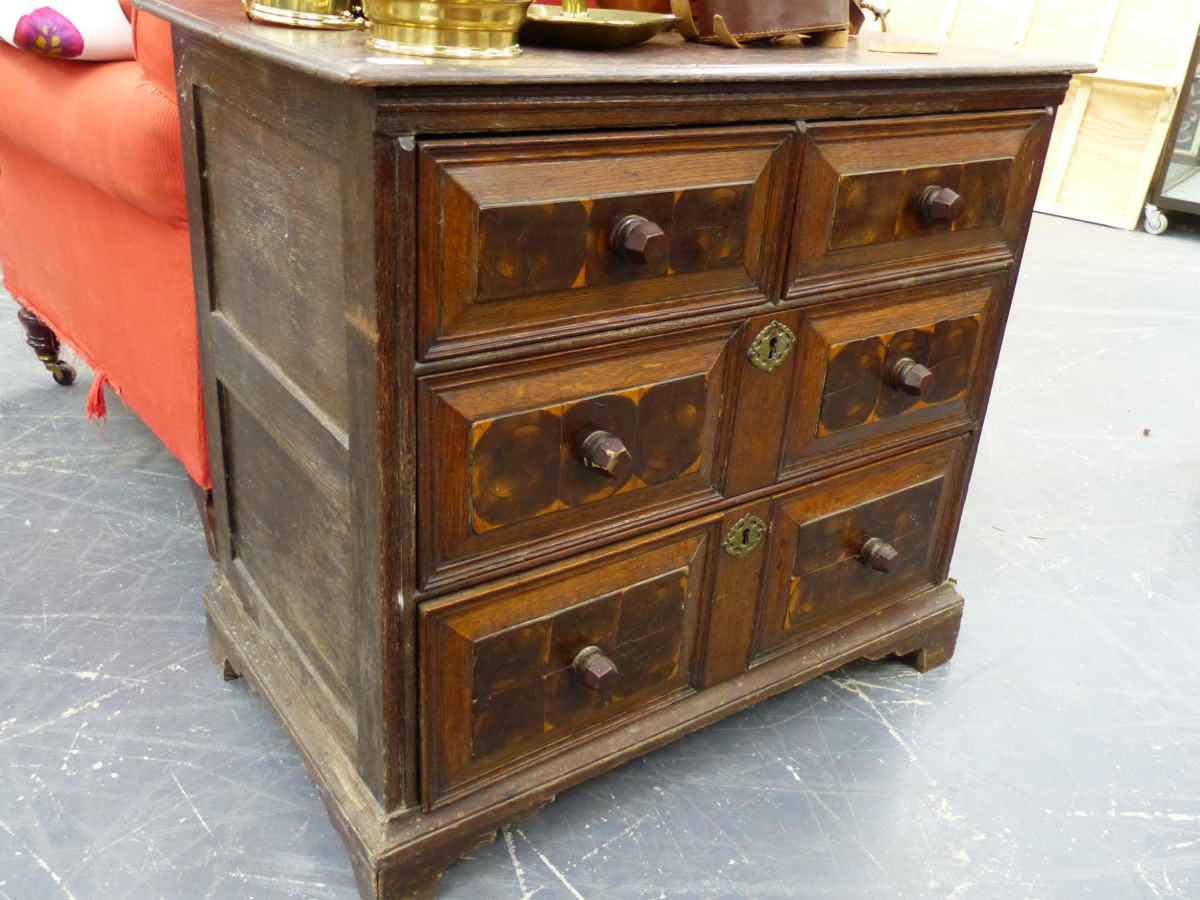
[198,91,349,433]
[221,388,354,718]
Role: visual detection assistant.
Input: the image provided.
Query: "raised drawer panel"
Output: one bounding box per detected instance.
[779,271,1007,477]
[418,126,795,360]
[786,109,1051,296]
[753,437,968,661]
[827,158,1013,252]
[418,324,738,588]
[816,313,979,436]
[420,522,713,804]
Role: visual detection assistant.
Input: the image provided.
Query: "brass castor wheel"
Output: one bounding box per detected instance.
[51,363,76,386]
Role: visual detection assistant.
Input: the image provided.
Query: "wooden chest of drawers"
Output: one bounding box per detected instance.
[148,2,1088,896]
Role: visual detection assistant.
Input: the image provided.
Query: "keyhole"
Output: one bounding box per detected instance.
[768,336,779,358]
[742,528,752,545]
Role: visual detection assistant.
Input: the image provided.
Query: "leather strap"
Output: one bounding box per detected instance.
[669,0,698,40]
[858,0,891,31]
[712,14,742,48]
[673,0,852,45]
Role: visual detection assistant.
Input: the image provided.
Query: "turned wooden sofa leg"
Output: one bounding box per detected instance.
[190,478,218,562]
[16,307,76,386]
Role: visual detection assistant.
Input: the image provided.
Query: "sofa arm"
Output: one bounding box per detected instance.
[0,39,188,225]
[132,9,176,98]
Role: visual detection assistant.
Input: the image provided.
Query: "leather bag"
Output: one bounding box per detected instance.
[670,0,867,48]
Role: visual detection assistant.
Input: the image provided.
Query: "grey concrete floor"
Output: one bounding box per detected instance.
[2,212,1200,900]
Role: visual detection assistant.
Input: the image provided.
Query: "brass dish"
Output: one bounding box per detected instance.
[520,2,675,50]
[595,0,672,13]
[363,0,534,58]
[242,0,365,30]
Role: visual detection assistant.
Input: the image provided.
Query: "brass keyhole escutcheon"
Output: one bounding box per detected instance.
[723,514,768,559]
[747,321,797,373]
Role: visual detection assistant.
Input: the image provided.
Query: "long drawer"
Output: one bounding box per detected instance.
[419,273,1005,589]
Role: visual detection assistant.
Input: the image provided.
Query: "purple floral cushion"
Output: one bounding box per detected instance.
[13,7,84,57]
[0,1,133,60]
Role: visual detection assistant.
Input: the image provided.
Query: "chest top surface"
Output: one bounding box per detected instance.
[138,0,1091,88]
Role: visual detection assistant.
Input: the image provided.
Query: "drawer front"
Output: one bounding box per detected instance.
[785,109,1051,296]
[418,126,795,360]
[420,522,713,803]
[754,438,968,661]
[779,271,1006,476]
[419,324,738,587]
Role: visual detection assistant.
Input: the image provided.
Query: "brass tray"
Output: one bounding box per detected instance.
[520,4,675,50]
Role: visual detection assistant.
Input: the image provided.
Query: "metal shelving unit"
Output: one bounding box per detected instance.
[1145,31,1200,234]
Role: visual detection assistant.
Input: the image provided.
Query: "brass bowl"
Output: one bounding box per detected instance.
[364,0,534,57]
[242,0,364,29]
[520,4,674,49]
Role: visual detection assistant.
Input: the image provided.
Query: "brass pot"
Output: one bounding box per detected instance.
[594,0,672,14]
[364,0,534,57]
[242,0,364,29]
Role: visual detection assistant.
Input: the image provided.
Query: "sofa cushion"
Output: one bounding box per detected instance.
[0,1,134,60]
[0,41,186,224]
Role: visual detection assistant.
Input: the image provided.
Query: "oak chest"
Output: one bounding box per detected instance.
[147,2,1089,895]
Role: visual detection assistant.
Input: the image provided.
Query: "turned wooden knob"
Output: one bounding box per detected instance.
[573,646,619,690]
[920,185,965,223]
[578,430,632,479]
[17,307,60,358]
[890,358,934,396]
[858,537,900,573]
[610,215,668,266]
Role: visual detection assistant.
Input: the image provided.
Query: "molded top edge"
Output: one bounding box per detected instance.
[138,0,1094,88]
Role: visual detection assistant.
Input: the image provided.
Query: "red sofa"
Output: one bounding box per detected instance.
[0,11,209,496]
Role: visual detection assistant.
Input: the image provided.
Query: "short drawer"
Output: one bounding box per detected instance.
[753,437,967,661]
[418,126,795,360]
[420,522,712,804]
[778,271,1006,476]
[785,109,1051,296]
[418,323,738,587]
